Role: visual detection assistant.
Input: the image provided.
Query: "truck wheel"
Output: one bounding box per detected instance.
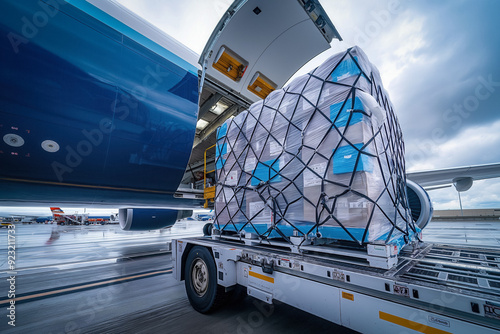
[185,246,226,313]
[84,222,89,226]
[60,222,65,226]
[202,223,213,236]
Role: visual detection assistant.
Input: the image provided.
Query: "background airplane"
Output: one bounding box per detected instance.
[1,0,499,232]
[0,215,39,224]
[49,207,118,225]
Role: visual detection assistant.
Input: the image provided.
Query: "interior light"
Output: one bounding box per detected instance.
[210,101,230,115]
[196,119,209,130]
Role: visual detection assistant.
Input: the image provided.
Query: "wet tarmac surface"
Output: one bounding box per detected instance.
[0,220,498,333]
[0,221,352,333]
[422,220,500,247]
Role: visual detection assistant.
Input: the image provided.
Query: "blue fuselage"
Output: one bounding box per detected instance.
[0,0,200,207]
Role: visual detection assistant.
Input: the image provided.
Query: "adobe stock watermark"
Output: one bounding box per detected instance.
[213,0,232,18]
[7,0,67,54]
[230,273,303,334]
[50,117,117,183]
[51,64,172,182]
[406,74,500,166]
[55,259,130,334]
[6,224,17,327]
[407,289,457,332]
[354,0,409,46]
[442,75,500,130]
[68,281,126,333]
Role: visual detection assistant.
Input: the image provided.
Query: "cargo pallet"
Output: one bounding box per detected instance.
[173,236,500,333]
[214,229,407,269]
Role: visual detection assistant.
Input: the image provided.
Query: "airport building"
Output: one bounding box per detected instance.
[433,208,500,220]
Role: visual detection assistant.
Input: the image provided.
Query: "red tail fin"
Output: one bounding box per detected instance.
[50,207,64,216]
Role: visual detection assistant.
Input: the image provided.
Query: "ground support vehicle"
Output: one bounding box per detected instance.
[173,233,500,333]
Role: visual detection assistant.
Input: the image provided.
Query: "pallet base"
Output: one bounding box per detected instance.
[212,229,416,269]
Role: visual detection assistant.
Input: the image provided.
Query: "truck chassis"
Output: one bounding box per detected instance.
[173,235,500,333]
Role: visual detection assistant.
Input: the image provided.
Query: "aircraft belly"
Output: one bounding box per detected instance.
[0,0,198,204]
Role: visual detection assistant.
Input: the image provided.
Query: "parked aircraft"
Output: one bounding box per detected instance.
[50,207,116,225]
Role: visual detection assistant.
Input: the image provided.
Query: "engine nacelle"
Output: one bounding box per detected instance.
[406,179,433,230]
[119,208,192,231]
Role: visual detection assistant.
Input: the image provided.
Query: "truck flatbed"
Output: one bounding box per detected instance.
[174,236,500,333]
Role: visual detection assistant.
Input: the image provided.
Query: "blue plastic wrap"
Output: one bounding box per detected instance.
[214,46,416,252]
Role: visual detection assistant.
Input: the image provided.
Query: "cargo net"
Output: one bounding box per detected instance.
[215,46,419,250]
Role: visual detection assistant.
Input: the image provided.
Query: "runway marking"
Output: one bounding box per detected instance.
[0,268,172,305]
[0,250,173,274]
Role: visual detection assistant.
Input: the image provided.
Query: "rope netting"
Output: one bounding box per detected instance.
[215,46,419,250]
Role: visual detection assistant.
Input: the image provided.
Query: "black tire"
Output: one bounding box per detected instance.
[84,222,89,226]
[202,223,213,236]
[60,222,65,226]
[184,246,227,313]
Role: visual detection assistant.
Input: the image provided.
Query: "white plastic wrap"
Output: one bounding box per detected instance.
[215,46,417,248]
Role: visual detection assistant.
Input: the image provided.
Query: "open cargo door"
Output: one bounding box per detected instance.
[200,0,342,104]
[181,0,342,200]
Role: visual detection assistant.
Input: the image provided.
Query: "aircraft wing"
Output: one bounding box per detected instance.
[406,162,500,188]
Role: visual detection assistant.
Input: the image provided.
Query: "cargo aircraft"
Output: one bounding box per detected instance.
[1,0,499,231]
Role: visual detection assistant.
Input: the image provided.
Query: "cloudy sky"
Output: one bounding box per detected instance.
[3,0,498,217]
[112,0,500,211]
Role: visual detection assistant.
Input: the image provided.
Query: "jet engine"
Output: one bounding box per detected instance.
[406,179,433,230]
[119,208,192,231]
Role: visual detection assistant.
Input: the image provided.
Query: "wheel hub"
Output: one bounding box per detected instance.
[191,258,209,297]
